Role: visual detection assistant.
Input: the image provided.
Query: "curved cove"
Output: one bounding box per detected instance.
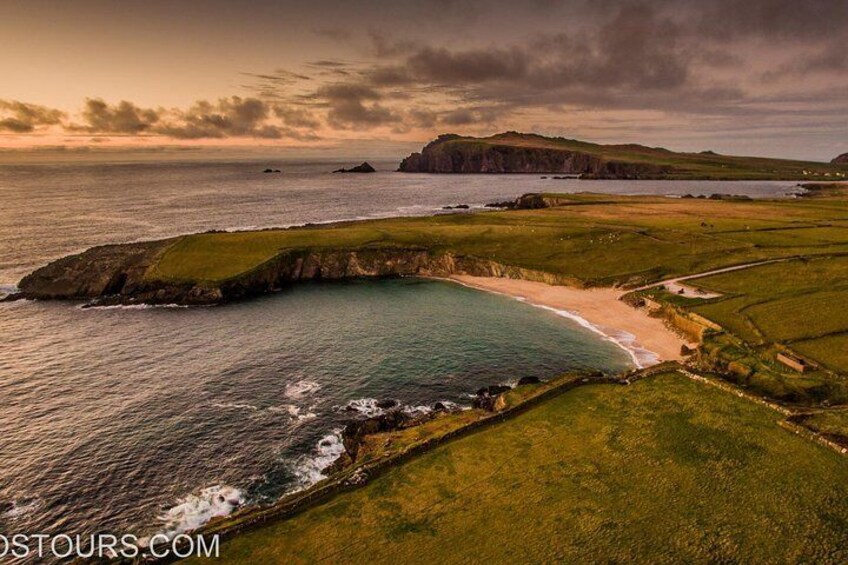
[0,278,632,542]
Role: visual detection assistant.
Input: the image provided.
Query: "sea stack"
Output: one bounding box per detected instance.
[333,162,376,173]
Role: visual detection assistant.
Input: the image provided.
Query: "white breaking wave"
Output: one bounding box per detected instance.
[402,404,433,415]
[445,278,658,369]
[268,404,318,421]
[284,380,321,400]
[79,303,189,311]
[533,304,658,368]
[2,497,40,519]
[293,430,345,487]
[154,485,243,541]
[343,398,386,417]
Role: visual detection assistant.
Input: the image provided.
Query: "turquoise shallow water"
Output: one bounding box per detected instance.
[0,278,632,545]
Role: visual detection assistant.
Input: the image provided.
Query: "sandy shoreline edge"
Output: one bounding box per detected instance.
[444,275,694,366]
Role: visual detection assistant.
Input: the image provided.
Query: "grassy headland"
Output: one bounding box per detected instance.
[151,192,848,284]
[397,132,848,180]
[185,371,848,564]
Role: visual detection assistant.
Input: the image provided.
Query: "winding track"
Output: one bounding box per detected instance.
[631,257,794,293]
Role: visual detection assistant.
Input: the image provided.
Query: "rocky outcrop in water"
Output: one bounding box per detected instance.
[333,162,376,173]
[398,134,671,178]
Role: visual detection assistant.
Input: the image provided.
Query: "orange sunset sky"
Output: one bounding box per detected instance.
[1,0,846,160]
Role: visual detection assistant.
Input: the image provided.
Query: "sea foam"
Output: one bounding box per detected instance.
[155,485,243,541]
[284,380,321,400]
[293,431,345,486]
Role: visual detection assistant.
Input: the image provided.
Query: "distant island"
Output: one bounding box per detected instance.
[398,132,848,180]
[333,162,376,173]
[834,152,848,164]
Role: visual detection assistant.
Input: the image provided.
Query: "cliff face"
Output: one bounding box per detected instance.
[15,240,174,300]
[833,153,848,165]
[11,244,576,306]
[398,134,671,178]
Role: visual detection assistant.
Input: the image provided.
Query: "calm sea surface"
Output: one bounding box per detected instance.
[0,158,803,546]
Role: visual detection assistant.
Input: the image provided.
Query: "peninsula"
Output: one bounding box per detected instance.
[398,132,848,180]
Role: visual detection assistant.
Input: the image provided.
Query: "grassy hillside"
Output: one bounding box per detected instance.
[151,193,848,284]
[185,372,848,564]
[404,132,848,180]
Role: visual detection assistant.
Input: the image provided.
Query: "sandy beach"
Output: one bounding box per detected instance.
[447,275,694,366]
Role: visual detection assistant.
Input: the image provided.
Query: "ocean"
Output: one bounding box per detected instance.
[0,158,805,548]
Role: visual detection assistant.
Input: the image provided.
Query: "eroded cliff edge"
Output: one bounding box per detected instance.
[9,243,576,307]
[398,133,670,177]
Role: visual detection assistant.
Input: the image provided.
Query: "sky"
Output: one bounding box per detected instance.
[1,0,846,160]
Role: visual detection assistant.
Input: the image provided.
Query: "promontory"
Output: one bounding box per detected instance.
[398,132,848,180]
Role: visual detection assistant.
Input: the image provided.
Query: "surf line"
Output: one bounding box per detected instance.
[438,277,659,369]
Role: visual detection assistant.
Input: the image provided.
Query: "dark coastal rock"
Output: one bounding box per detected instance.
[472,384,514,411]
[472,396,497,411]
[708,193,752,201]
[476,384,512,397]
[398,132,672,178]
[333,162,376,173]
[341,410,416,460]
[11,239,178,303]
[832,152,848,164]
[517,376,541,386]
[442,204,470,210]
[484,201,515,209]
[375,399,398,409]
[263,168,281,173]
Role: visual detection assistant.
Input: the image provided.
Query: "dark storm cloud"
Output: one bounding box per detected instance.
[344,3,694,103]
[316,83,400,128]
[368,31,420,58]
[695,0,848,40]
[440,107,500,126]
[0,100,65,133]
[331,0,847,125]
[273,105,322,129]
[5,0,847,155]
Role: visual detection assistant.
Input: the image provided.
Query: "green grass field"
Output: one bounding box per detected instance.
[686,256,848,374]
[186,372,848,564]
[151,193,848,285]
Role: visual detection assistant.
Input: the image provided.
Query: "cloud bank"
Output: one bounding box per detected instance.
[2,0,846,158]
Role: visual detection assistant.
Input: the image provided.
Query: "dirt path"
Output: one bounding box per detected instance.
[631,258,793,296]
